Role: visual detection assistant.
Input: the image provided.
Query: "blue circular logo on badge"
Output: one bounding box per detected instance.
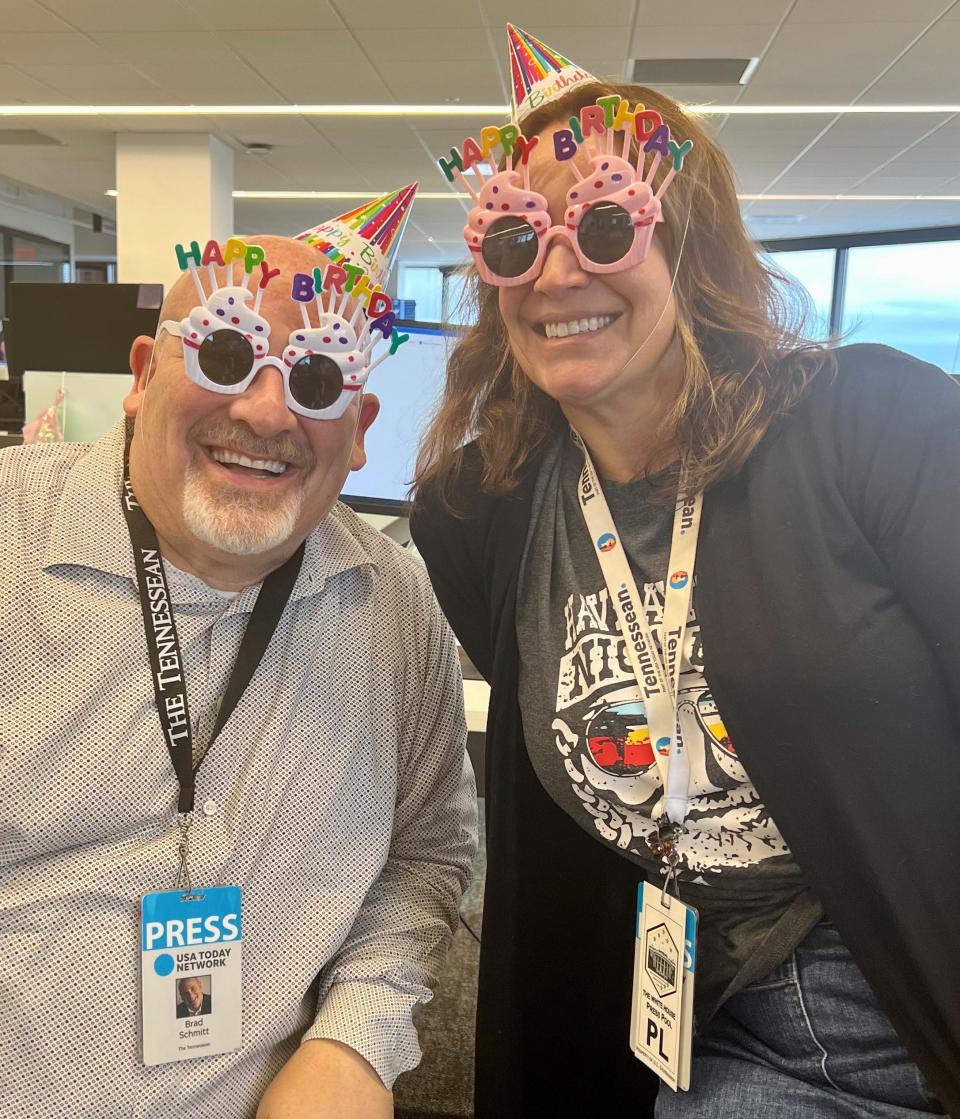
[655,736,672,756]
[597,533,617,552]
[153,953,175,977]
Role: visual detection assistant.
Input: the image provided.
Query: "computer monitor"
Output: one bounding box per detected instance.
[341,322,457,516]
[5,282,162,382]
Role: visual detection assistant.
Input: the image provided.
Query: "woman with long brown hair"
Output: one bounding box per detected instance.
[411,42,960,1119]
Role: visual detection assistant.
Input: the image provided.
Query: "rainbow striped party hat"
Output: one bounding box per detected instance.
[295,181,418,286]
[507,23,596,121]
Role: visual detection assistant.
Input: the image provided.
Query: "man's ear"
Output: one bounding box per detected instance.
[349,393,380,472]
[123,334,156,418]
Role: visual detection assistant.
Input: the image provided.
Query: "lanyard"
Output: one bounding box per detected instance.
[120,440,303,831]
[572,431,703,830]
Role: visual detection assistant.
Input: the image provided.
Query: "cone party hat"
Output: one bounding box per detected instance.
[295,182,418,286]
[507,23,597,121]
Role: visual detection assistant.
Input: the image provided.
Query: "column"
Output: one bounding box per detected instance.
[115,134,233,292]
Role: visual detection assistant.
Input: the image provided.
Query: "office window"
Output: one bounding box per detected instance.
[397,265,442,323]
[842,240,960,372]
[767,248,835,339]
[0,227,70,320]
[441,268,473,326]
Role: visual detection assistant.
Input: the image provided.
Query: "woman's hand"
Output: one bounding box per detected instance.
[257,1038,394,1119]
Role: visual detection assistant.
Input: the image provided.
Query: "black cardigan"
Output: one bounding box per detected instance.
[412,345,960,1118]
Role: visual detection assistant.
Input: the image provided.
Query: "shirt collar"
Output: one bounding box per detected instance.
[44,418,134,579]
[295,502,376,602]
[43,418,375,600]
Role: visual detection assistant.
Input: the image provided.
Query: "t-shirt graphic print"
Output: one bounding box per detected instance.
[553,574,794,879]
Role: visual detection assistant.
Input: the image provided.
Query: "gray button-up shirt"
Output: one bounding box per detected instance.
[0,421,477,1118]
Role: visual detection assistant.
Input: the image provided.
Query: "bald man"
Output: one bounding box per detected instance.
[0,236,476,1118]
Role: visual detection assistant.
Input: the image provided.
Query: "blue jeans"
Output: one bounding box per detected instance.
[656,924,943,1117]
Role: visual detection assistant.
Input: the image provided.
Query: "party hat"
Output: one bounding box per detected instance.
[295,181,418,286]
[507,23,596,121]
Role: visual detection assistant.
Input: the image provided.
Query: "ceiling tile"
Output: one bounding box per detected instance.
[224,117,326,145]
[39,128,116,154]
[875,161,960,181]
[88,31,225,65]
[127,61,286,103]
[640,0,792,27]
[809,114,949,149]
[347,155,440,183]
[17,63,172,101]
[732,163,799,192]
[38,0,192,31]
[0,63,68,101]
[849,173,958,191]
[248,59,393,103]
[335,0,493,29]
[760,171,870,191]
[740,22,932,103]
[789,0,953,22]
[374,59,503,102]
[858,24,960,102]
[309,120,426,159]
[188,0,343,31]
[234,166,378,193]
[410,114,506,137]
[0,32,112,66]
[480,1,636,27]
[0,0,73,32]
[224,29,366,64]
[354,25,489,63]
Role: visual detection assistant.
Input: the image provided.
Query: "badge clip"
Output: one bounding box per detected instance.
[175,813,204,902]
[647,820,684,906]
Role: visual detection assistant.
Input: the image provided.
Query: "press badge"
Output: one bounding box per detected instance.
[140,886,243,1065]
[630,881,698,1091]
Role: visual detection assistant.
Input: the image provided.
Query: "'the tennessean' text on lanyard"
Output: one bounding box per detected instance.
[120,437,302,886]
[572,430,703,829]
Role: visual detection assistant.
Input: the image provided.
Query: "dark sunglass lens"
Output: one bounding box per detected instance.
[481,215,539,278]
[289,353,344,411]
[197,330,254,386]
[578,201,635,265]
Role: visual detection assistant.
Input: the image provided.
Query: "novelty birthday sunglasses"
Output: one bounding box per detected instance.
[166,241,393,421]
[442,102,690,287]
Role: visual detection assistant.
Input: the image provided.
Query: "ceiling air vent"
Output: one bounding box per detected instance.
[0,129,64,146]
[628,58,757,86]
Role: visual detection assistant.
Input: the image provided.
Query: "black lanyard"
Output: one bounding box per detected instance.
[121,441,303,814]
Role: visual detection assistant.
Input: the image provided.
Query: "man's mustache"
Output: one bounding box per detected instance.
[191,420,315,472]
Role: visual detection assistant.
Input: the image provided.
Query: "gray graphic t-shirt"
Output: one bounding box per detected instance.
[517,432,822,1017]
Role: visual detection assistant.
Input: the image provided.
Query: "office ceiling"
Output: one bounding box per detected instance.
[1,0,959,262]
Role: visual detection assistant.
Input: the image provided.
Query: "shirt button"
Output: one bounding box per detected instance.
[202,798,218,817]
